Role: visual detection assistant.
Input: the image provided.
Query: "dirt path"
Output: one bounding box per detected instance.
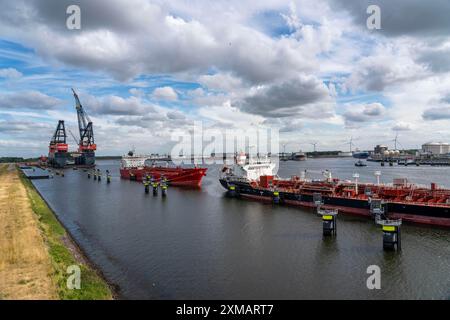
[0,164,57,299]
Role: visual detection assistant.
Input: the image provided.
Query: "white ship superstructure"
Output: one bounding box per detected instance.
[221,152,277,181]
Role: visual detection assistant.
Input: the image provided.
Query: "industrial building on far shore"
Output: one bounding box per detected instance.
[421,142,450,155]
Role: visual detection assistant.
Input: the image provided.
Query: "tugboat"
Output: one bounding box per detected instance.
[220,159,450,227]
[355,160,367,167]
[120,150,207,187]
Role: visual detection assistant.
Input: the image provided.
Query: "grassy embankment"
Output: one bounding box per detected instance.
[0,164,113,299]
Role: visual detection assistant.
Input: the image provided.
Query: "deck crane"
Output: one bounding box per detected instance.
[68,128,79,145]
[72,88,96,165]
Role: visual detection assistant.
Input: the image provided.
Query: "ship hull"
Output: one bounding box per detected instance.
[75,152,95,166]
[121,167,207,187]
[353,152,370,159]
[219,179,450,227]
[48,152,68,168]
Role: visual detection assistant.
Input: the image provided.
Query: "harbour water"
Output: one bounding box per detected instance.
[32,158,450,299]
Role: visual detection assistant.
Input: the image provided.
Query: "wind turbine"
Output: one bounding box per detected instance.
[392,133,404,151]
[348,136,354,153]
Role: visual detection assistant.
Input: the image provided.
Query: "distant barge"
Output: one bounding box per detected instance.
[220,153,450,228]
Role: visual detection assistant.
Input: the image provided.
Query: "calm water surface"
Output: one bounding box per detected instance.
[32,158,450,299]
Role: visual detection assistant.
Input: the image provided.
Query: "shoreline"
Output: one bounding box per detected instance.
[15,165,116,299]
[27,179,121,299]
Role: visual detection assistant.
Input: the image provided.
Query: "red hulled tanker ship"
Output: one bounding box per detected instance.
[120,151,207,187]
[220,153,450,228]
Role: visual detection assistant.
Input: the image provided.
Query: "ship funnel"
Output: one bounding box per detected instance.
[353,173,360,194]
[374,171,381,185]
[322,170,332,182]
[236,151,246,165]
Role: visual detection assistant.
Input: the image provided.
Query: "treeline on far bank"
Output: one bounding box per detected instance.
[306,151,341,157]
[0,157,39,163]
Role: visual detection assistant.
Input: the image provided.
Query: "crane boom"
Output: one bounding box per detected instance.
[71,88,96,151]
[68,128,79,145]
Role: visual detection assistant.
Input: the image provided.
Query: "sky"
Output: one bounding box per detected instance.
[1,0,450,157]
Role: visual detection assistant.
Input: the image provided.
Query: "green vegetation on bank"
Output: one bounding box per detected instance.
[19,170,113,300]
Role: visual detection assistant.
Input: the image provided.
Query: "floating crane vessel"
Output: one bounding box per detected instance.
[48,120,69,168]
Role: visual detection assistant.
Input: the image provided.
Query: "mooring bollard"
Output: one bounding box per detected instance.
[151,176,159,196]
[161,183,167,197]
[160,176,168,197]
[318,208,338,236]
[370,198,386,221]
[227,184,236,197]
[377,219,402,251]
[313,192,324,215]
[272,190,280,204]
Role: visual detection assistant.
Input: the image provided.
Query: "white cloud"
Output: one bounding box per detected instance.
[198,73,243,92]
[344,43,427,92]
[237,75,334,118]
[152,86,178,101]
[392,122,412,131]
[0,90,62,110]
[0,67,22,79]
[1,0,450,155]
[198,101,265,127]
[0,0,327,84]
[81,94,156,115]
[343,103,386,126]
